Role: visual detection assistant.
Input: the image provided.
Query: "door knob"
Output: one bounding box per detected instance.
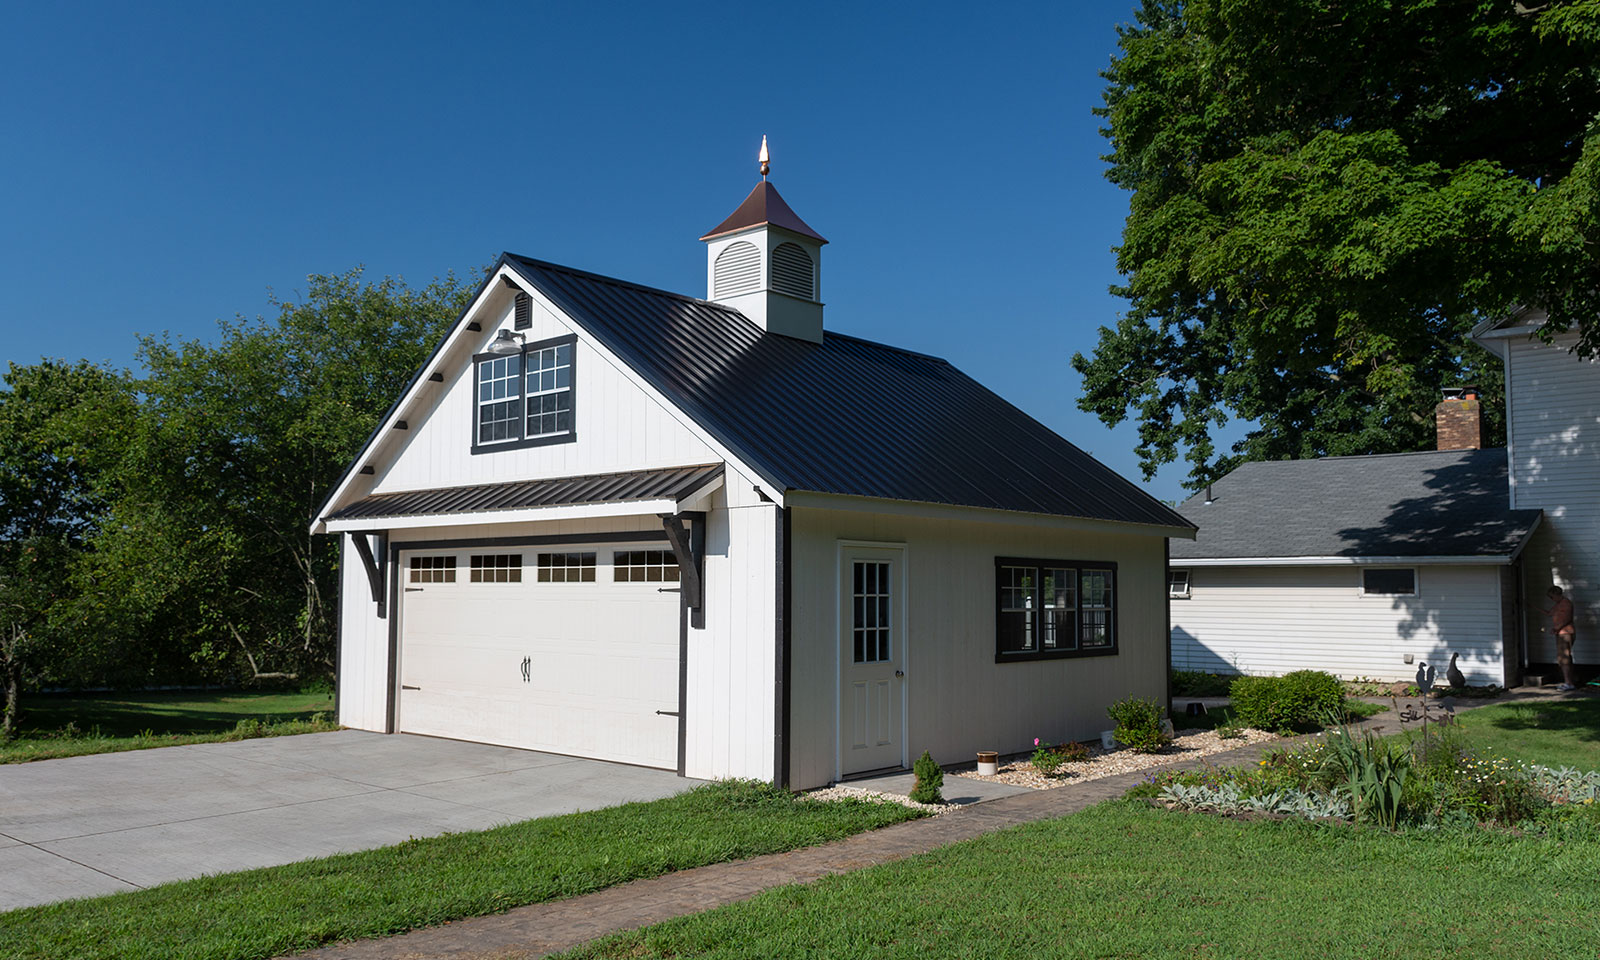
[894,670,905,678]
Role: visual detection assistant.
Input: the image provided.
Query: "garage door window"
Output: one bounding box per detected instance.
[538,552,596,582]
[614,550,680,583]
[409,556,456,583]
[470,554,522,583]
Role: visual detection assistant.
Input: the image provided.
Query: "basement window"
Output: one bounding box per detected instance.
[996,557,1118,662]
[471,334,577,454]
[1361,567,1417,597]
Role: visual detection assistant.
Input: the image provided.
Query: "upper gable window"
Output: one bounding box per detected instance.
[472,334,577,454]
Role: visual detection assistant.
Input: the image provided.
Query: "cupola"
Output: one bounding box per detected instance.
[700,137,826,343]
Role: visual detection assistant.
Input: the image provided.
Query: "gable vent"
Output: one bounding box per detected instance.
[513,292,532,330]
[713,241,761,298]
[771,242,814,301]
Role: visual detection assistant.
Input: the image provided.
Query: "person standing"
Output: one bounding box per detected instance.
[1541,586,1579,691]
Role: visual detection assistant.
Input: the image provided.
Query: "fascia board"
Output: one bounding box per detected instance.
[309,260,515,534]
[1508,512,1544,561]
[325,498,681,533]
[784,490,1197,539]
[1171,554,1513,567]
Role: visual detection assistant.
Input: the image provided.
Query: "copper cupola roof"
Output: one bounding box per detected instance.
[699,181,827,244]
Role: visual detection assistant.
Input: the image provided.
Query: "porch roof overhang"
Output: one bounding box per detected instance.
[322,463,724,533]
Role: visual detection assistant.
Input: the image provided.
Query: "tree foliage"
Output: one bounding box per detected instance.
[1074,0,1600,487]
[0,268,478,724]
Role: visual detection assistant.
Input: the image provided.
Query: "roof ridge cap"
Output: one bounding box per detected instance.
[506,253,740,312]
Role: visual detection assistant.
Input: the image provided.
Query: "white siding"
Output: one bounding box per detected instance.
[685,482,778,783]
[787,507,1168,792]
[336,534,391,732]
[1170,564,1507,685]
[1506,330,1600,664]
[367,297,721,495]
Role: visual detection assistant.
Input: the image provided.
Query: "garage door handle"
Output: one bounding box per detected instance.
[404,587,424,593]
[401,684,421,690]
[657,587,680,594]
[655,710,680,717]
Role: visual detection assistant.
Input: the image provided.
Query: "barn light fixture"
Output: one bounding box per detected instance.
[487,329,525,356]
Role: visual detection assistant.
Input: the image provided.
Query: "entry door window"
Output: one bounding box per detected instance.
[853,561,892,663]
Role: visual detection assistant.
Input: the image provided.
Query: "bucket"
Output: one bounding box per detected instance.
[976,751,999,776]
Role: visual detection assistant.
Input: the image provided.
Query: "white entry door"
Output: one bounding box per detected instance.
[839,544,906,775]
[396,543,681,769]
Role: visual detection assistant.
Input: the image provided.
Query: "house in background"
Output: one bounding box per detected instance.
[312,153,1195,790]
[1168,429,1541,687]
[1474,312,1600,677]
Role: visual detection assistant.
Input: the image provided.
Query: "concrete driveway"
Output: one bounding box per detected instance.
[0,730,701,911]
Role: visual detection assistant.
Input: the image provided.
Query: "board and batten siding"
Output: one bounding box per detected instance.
[786,506,1168,792]
[1169,564,1508,686]
[356,292,723,499]
[1505,330,1600,664]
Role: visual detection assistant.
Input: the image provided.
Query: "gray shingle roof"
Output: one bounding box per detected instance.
[502,254,1192,531]
[1170,448,1542,561]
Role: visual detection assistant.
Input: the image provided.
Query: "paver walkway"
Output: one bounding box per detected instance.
[287,687,1587,960]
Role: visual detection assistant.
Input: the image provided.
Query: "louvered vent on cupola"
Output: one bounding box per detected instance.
[713,241,761,298]
[771,242,814,301]
[513,291,532,330]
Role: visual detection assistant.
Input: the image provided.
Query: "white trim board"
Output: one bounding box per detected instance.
[1171,555,1514,567]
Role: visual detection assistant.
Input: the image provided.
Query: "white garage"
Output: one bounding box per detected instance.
[396,541,683,769]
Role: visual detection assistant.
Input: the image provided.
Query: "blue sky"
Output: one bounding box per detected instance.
[0,1,1225,503]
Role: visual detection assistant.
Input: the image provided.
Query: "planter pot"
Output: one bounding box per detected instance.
[1100,730,1118,751]
[976,751,999,776]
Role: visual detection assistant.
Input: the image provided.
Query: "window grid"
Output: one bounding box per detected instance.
[477,354,522,444]
[538,552,596,583]
[1168,570,1191,599]
[408,556,457,583]
[852,561,891,664]
[996,558,1117,660]
[469,554,522,583]
[614,549,680,583]
[524,343,574,438]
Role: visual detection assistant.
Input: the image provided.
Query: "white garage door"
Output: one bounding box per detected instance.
[396,542,682,769]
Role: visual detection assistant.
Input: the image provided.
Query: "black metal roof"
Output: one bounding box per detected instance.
[1170,448,1542,561]
[329,464,723,521]
[498,254,1191,530]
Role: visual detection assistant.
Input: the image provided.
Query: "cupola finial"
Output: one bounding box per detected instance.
[759,135,770,179]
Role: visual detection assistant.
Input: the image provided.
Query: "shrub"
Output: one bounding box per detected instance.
[1031,739,1064,776]
[1215,720,1244,739]
[1229,671,1345,732]
[1171,670,1234,697]
[1058,740,1091,762]
[1107,696,1171,753]
[909,750,944,804]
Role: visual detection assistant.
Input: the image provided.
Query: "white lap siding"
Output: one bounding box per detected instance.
[1505,330,1600,665]
[1169,564,1507,686]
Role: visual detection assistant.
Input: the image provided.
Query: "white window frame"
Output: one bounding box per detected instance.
[1359,566,1419,597]
[1168,569,1191,600]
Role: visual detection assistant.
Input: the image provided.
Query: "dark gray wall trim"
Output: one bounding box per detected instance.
[385,540,401,734]
[1164,538,1172,713]
[774,506,791,789]
[676,596,688,777]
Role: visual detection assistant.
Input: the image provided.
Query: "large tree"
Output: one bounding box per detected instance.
[1075,0,1600,488]
[79,268,479,687]
[0,361,135,736]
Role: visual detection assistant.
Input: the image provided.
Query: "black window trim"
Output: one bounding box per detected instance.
[994,555,1119,663]
[470,332,579,455]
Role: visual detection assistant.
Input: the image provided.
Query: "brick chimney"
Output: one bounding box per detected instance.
[1435,386,1483,451]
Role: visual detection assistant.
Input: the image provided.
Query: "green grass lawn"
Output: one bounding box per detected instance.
[1447,694,1600,769]
[1,689,337,763]
[563,800,1600,960]
[0,780,923,960]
